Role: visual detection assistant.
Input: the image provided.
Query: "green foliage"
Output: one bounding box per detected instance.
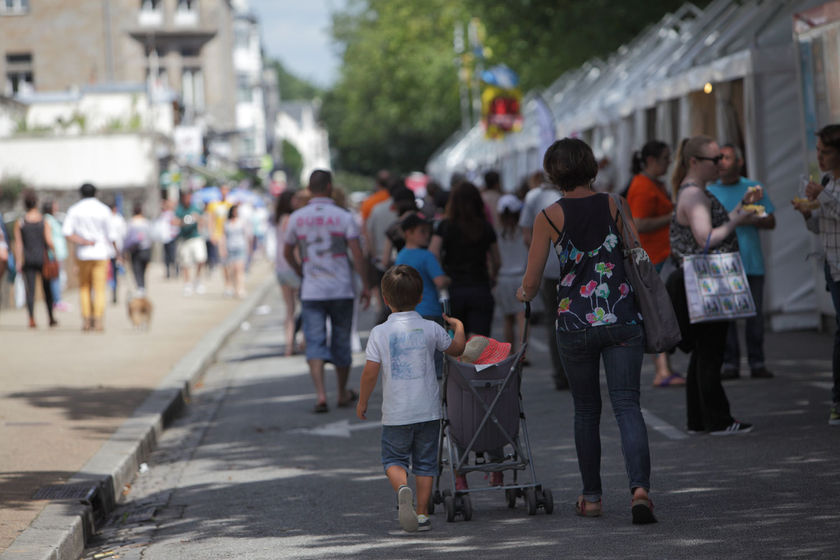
[322,0,469,175]
[281,139,304,184]
[273,59,324,101]
[0,175,26,207]
[323,0,711,175]
[333,170,374,193]
[468,0,708,91]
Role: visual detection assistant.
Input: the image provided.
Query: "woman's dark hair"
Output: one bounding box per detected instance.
[133,201,144,216]
[22,188,38,211]
[484,170,501,192]
[228,204,238,220]
[818,124,840,151]
[41,200,54,215]
[543,138,598,191]
[631,140,669,174]
[274,189,296,223]
[392,186,417,215]
[671,135,714,198]
[444,181,486,242]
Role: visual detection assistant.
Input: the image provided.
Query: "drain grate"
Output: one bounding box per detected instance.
[33,483,98,501]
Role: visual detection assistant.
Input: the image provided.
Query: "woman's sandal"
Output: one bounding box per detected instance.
[575,496,602,517]
[631,496,658,524]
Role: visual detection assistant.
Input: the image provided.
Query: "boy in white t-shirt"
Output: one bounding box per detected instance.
[357,265,466,532]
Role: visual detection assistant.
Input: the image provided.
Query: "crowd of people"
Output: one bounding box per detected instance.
[0,180,273,332]
[3,124,839,533]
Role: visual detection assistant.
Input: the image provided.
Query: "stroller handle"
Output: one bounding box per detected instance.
[522,301,530,345]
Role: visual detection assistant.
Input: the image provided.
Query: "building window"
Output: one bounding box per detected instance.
[236,73,252,102]
[5,53,33,95]
[139,0,162,25]
[234,26,250,50]
[1,0,29,14]
[175,0,198,25]
[182,67,204,116]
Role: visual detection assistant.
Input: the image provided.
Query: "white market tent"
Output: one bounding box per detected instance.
[427,0,832,331]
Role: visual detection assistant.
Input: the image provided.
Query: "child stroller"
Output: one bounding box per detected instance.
[431,303,553,521]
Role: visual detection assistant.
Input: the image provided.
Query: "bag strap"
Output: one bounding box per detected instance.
[609,193,641,251]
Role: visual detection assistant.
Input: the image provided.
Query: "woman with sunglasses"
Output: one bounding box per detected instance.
[667,135,761,436]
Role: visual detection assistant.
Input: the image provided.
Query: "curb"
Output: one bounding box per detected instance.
[0,277,276,560]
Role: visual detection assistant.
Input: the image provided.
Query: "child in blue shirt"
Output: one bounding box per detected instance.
[394,212,450,377]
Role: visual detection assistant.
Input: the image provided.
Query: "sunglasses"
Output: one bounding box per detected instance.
[695,155,723,164]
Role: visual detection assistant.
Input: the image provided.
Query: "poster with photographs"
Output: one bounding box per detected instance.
[683,252,756,324]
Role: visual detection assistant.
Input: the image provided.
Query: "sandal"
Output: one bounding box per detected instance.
[654,373,686,387]
[631,496,657,525]
[337,389,358,408]
[575,496,602,517]
[313,402,329,413]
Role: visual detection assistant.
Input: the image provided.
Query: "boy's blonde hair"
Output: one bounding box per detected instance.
[381,265,423,312]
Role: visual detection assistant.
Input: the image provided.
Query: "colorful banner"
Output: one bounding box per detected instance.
[480,65,522,139]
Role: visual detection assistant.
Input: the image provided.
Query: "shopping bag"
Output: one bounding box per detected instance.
[682,252,756,324]
[611,194,682,353]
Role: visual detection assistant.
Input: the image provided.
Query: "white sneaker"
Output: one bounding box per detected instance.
[195,283,206,295]
[397,485,418,532]
[183,284,193,296]
[416,514,431,532]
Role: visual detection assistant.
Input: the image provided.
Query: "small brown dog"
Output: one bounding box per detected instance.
[127,296,153,330]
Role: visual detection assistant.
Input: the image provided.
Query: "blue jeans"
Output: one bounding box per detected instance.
[301,298,354,367]
[723,275,765,370]
[555,323,650,502]
[824,263,840,404]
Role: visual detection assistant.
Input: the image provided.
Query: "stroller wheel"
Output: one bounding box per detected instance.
[505,488,517,509]
[525,487,538,515]
[444,495,456,522]
[542,488,554,514]
[461,494,473,521]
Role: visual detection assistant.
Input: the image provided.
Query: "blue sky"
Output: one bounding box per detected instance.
[248,0,346,88]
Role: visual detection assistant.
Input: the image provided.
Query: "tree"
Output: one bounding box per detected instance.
[323,0,710,175]
[322,0,469,175]
[272,59,323,101]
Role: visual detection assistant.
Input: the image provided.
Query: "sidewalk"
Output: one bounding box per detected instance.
[0,259,275,557]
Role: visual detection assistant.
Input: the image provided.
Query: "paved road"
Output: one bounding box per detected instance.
[81,286,840,559]
[0,260,273,554]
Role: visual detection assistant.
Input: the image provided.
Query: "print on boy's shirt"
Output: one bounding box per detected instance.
[389,329,426,379]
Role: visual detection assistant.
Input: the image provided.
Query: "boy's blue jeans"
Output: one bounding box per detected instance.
[555,323,651,502]
[381,420,440,477]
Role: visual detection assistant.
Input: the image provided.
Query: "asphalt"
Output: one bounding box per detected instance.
[0,259,275,560]
[3,261,840,559]
[74,289,840,559]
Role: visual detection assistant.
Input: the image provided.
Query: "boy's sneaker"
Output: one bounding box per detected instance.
[829,404,840,426]
[710,421,753,436]
[416,514,431,532]
[397,485,418,532]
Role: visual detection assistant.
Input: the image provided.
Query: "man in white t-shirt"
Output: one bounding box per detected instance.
[519,176,568,389]
[62,183,119,332]
[284,170,371,412]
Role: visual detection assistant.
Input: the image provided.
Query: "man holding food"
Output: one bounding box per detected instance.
[707,143,776,380]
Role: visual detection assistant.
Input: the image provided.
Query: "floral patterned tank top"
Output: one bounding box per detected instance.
[545,194,640,331]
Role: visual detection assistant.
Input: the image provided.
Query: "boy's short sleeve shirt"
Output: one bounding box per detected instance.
[284,198,359,300]
[395,248,443,317]
[365,311,451,425]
